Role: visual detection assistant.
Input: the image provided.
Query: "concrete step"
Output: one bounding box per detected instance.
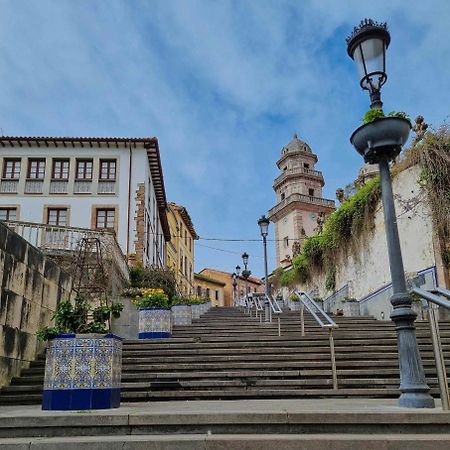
[2,433,450,449]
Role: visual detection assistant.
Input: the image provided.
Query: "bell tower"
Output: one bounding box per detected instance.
[267,133,335,267]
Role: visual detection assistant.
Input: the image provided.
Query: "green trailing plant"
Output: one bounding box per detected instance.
[362,108,385,124]
[442,249,450,268]
[37,296,123,341]
[325,267,336,292]
[290,294,299,302]
[279,268,298,287]
[362,109,410,125]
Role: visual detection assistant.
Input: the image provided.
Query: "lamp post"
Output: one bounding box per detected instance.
[232,272,237,306]
[347,19,434,408]
[241,252,251,298]
[258,215,270,321]
[235,265,241,302]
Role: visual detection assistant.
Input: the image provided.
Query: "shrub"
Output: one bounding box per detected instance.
[37,296,123,341]
[129,265,177,301]
[362,108,385,124]
[132,288,169,309]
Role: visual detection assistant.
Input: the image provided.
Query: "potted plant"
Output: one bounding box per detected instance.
[133,288,172,339]
[350,110,411,164]
[171,297,192,326]
[342,297,360,317]
[37,296,123,411]
[289,294,301,311]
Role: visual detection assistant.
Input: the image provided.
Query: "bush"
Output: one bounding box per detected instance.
[129,265,177,301]
[37,296,123,341]
[132,288,169,309]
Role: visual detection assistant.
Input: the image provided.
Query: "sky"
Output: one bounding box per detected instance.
[0,0,449,278]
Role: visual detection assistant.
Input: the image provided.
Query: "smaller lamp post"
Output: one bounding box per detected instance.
[241,252,251,297]
[232,272,237,306]
[347,19,434,409]
[235,265,241,302]
[258,215,270,321]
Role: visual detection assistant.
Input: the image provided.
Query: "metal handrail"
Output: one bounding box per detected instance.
[412,287,450,410]
[292,290,338,390]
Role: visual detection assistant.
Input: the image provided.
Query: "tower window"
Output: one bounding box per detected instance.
[304,163,310,169]
[281,193,285,201]
[309,188,315,196]
[284,237,289,248]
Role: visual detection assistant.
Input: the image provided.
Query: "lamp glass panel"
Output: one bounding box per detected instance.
[354,38,385,90]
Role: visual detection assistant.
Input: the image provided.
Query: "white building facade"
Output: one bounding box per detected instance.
[0,136,170,267]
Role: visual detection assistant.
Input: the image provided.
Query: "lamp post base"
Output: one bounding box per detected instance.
[391,300,435,409]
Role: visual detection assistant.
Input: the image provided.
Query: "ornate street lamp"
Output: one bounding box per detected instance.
[258,215,270,321]
[241,253,251,296]
[232,272,237,306]
[347,19,434,409]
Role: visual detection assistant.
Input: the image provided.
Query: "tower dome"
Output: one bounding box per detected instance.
[281,132,312,156]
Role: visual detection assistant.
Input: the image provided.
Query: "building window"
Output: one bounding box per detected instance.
[47,208,67,226]
[281,193,285,201]
[3,159,21,179]
[304,163,310,169]
[76,159,93,180]
[52,159,70,180]
[284,236,289,248]
[206,288,210,298]
[95,208,115,230]
[180,251,183,272]
[215,290,219,301]
[184,256,188,276]
[308,188,315,196]
[99,159,116,180]
[184,230,187,245]
[197,286,202,297]
[0,207,17,221]
[27,159,45,179]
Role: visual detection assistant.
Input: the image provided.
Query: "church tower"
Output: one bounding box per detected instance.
[267,133,335,267]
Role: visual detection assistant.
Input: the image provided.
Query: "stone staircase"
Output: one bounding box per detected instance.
[1,306,450,405]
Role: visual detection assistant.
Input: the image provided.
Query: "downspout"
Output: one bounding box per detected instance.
[126,141,132,256]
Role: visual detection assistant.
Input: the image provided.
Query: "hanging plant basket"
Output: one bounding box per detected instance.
[350,117,411,163]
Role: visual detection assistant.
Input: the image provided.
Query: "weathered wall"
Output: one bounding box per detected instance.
[284,165,445,316]
[0,222,72,387]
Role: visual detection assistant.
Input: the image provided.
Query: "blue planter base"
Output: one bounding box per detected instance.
[42,388,121,411]
[139,331,172,339]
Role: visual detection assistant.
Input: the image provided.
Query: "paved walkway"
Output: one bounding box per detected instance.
[0,398,447,419]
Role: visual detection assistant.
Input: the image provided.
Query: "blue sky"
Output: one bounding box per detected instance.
[1,1,449,278]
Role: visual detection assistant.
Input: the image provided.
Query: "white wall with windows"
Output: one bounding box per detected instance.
[0,138,168,267]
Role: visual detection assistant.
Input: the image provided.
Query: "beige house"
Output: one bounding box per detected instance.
[268,133,335,267]
[199,268,264,307]
[194,273,225,307]
[166,202,199,296]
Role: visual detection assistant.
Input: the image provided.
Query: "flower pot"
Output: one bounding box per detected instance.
[138,308,172,339]
[171,304,192,326]
[350,117,411,163]
[191,304,202,319]
[343,302,360,317]
[289,300,301,311]
[42,333,122,411]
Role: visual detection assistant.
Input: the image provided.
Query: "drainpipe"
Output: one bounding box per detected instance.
[126,141,132,256]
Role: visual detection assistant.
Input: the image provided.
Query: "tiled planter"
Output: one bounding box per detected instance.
[171,304,192,326]
[138,308,172,339]
[191,304,202,319]
[343,302,360,317]
[289,300,301,311]
[42,333,122,411]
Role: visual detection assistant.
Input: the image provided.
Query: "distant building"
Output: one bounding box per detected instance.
[199,268,264,307]
[194,272,225,307]
[268,133,335,267]
[166,202,199,296]
[0,136,170,267]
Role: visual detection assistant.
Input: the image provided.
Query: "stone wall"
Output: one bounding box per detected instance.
[0,222,72,387]
[282,165,448,316]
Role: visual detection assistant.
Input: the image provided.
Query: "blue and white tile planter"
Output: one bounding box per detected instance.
[191,303,202,320]
[42,333,122,411]
[289,300,301,311]
[138,307,172,339]
[171,304,192,326]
